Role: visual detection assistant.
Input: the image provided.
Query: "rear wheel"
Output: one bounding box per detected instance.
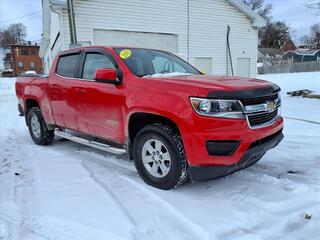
[27,107,54,145]
[133,123,188,190]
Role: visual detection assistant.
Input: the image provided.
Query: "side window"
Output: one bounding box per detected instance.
[30,61,35,70]
[18,61,24,69]
[82,53,115,79]
[21,49,29,55]
[56,54,79,77]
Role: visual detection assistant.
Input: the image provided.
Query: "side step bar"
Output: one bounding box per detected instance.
[55,130,127,155]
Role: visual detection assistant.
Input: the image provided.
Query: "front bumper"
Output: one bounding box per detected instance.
[189,129,284,182]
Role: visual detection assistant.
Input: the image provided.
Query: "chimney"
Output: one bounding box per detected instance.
[28,41,31,45]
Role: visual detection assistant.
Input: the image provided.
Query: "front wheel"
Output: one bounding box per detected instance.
[27,107,54,145]
[133,123,188,190]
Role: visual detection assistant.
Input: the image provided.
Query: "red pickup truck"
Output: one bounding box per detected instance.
[16,46,284,189]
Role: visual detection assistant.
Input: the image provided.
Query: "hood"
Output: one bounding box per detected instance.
[143,74,279,97]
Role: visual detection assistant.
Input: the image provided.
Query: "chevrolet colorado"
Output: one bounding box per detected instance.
[16,46,284,189]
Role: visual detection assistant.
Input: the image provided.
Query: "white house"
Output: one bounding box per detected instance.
[40,0,265,77]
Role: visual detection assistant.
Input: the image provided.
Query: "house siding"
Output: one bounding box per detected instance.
[46,0,259,77]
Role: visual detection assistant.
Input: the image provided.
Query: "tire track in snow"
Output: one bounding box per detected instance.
[49,144,210,239]
[284,117,320,125]
[0,203,129,240]
[0,203,73,240]
[121,176,210,240]
[29,145,136,240]
[1,125,41,240]
[82,159,210,240]
[80,162,138,240]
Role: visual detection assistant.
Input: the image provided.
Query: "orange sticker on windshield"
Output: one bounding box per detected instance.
[119,49,132,59]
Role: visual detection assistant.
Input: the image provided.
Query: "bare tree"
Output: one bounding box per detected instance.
[0,23,27,48]
[242,0,272,21]
[305,0,320,15]
[310,23,320,48]
[300,35,312,48]
[259,21,292,49]
[0,29,16,47]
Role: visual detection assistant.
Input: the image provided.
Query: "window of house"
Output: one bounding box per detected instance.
[31,49,36,55]
[82,53,115,79]
[18,61,24,69]
[30,61,35,70]
[21,49,29,55]
[56,54,79,78]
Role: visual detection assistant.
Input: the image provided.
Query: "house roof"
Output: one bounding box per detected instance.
[49,0,267,28]
[8,44,39,48]
[294,49,320,56]
[284,49,320,57]
[227,0,266,27]
[259,48,283,57]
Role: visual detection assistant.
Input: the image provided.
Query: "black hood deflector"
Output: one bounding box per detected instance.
[207,84,280,99]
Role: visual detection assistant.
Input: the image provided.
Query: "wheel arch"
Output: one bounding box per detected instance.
[24,98,40,124]
[127,112,182,159]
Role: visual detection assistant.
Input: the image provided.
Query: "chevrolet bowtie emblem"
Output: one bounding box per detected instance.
[266,101,277,111]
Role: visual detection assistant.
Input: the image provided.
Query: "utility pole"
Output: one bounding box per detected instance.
[67,0,78,46]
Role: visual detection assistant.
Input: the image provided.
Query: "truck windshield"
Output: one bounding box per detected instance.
[114,48,200,77]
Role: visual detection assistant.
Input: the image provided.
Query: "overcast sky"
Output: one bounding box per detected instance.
[0,0,42,43]
[265,0,319,42]
[0,0,319,44]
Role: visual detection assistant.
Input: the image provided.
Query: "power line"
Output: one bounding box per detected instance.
[0,10,41,24]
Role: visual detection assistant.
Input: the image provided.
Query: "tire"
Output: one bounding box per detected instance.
[133,123,188,190]
[27,107,54,145]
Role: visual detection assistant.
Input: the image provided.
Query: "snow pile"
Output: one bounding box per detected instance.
[1,72,320,239]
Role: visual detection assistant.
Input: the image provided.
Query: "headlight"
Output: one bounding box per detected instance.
[190,97,244,119]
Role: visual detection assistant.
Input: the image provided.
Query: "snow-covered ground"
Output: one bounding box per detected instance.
[0,72,319,240]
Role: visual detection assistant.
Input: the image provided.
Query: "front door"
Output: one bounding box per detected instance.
[75,49,125,143]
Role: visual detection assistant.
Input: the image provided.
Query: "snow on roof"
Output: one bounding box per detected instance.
[294,49,320,56]
[259,48,283,57]
[227,0,266,27]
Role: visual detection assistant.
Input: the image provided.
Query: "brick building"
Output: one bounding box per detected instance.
[9,44,43,76]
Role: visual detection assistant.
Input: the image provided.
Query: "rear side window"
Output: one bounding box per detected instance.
[56,54,79,77]
[82,53,115,79]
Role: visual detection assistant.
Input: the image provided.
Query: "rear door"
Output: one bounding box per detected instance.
[75,48,125,143]
[48,52,80,130]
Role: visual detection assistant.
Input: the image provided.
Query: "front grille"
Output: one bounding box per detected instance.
[248,110,278,127]
[240,94,278,106]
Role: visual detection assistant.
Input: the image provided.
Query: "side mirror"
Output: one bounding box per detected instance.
[94,68,118,84]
